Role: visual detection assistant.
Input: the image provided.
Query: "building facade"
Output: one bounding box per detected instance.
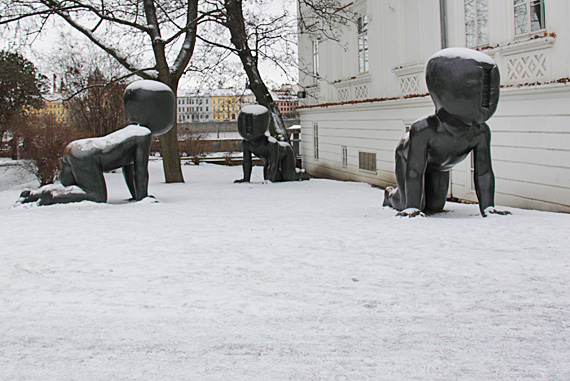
[26,92,70,125]
[298,0,570,213]
[271,90,300,119]
[210,89,256,121]
[177,92,211,123]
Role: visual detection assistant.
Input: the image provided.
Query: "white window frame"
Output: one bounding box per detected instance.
[341,146,348,167]
[514,0,545,36]
[312,39,320,82]
[357,14,369,73]
[464,0,489,47]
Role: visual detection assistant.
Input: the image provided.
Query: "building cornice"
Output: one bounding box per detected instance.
[478,33,556,56]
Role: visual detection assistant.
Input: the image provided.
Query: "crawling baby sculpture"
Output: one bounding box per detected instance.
[18,80,175,205]
[383,48,510,217]
[234,105,309,183]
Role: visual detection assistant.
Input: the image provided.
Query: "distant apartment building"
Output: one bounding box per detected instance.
[271,90,299,119]
[211,89,255,121]
[177,92,211,123]
[25,92,70,124]
[44,93,70,124]
[238,90,256,111]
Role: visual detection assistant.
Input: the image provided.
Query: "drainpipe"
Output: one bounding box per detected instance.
[439,0,448,49]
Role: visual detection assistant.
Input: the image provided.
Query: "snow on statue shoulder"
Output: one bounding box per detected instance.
[17,80,175,206]
[234,105,309,183]
[382,47,510,218]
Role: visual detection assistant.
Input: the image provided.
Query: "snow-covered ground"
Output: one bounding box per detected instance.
[1,160,569,380]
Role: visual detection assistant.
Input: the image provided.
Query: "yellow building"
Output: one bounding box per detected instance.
[211,89,239,121]
[26,92,70,124]
[210,89,256,121]
[41,93,70,124]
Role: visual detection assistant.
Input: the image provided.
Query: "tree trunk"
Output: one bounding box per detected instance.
[224,0,290,143]
[144,0,185,183]
[159,79,184,183]
[159,124,184,183]
[10,135,19,160]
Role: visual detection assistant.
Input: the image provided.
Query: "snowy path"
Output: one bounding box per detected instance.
[1,161,569,380]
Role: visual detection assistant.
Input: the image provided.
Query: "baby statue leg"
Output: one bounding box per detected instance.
[40,158,107,205]
[19,158,76,204]
[383,139,409,210]
[279,144,309,181]
[122,164,136,200]
[60,159,76,186]
[424,171,450,212]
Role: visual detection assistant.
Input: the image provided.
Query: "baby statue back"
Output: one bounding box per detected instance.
[235,105,309,183]
[18,80,175,205]
[383,48,509,217]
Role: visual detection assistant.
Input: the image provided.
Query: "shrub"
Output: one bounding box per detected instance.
[19,114,86,186]
[179,132,211,165]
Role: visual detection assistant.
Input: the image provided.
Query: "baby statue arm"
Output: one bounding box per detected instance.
[473,125,510,217]
[132,134,151,200]
[404,127,429,211]
[235,142,253,183]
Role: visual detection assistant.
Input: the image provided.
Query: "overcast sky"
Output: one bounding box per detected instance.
[0,0,298,92]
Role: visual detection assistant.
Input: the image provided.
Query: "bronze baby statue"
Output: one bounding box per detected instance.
[18,80,175,205]
[234,104,309,183]
[383,48,510,217]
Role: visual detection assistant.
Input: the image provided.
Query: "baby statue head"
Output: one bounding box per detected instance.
[237,105,270,141]
[123,80,176,136]
[426,47,500,125]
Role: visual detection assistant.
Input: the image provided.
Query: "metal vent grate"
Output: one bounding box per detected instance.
[358,151,376,172]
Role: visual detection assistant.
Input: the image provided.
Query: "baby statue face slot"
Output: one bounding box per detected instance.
[383,48,510,217]
[235,105,309,183]
[18,80,175,206]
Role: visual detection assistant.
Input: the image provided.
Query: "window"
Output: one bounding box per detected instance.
[514,0,545,35]
[313,122,319,160]
[464,0,488,47]
[358,152,376,172]
[342,146,348,167]
[357,15,369,73]
[312,39,319,80]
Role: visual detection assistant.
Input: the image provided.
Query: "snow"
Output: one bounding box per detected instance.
[203,131,241,140]
[126,79,170,93]
[241,104,268,115]
[1,160,570,379]
[68,125,151,158]
[430,47,496,66]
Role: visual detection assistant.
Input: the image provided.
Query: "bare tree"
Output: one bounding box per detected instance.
[1,0,350,174]
[196,0,352,141]
[1,0,200,183]
[46,37,129,136]
[297,0,352,40]
[193,0,296,141]
[64,68,129,137]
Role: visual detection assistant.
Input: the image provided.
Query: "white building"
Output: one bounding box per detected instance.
[177,91,211,123]
[298,0,570,213]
